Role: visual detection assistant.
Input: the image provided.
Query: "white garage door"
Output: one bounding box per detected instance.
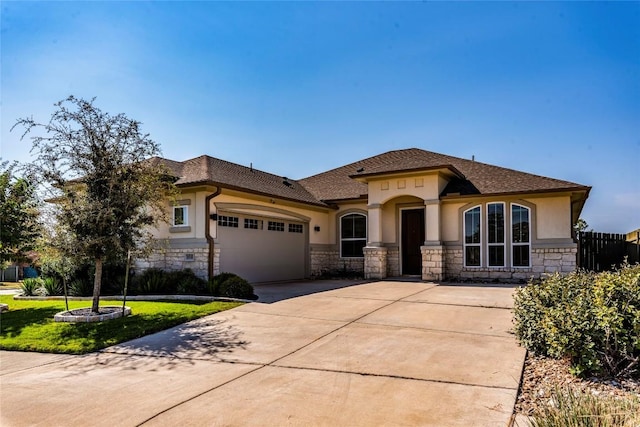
[217,213,307,283]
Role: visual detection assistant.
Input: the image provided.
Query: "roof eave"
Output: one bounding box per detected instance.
[176,180,331,209]
[349,165,465,181]
[439,185,592,200]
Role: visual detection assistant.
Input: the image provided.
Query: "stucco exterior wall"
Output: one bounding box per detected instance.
[528,196,572,239]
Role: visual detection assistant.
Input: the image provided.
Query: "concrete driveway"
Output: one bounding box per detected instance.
[0,281,526,426]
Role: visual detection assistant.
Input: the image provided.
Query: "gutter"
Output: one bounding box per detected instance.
[205,187,222,280]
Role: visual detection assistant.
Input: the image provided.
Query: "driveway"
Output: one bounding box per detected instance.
[0,281,526,426]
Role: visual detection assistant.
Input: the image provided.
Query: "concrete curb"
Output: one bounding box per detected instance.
[12,294,253,303]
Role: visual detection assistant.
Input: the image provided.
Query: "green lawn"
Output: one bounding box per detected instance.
[0,296,242,354]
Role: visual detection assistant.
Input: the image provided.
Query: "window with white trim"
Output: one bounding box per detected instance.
[487,203,505,267]
[464,206,481,267]
[219,215,239,228]
[173,206,188,227]
[512,204,531,267]
[341,213,367,258]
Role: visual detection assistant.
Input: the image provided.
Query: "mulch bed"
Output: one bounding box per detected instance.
[515,353,640,416]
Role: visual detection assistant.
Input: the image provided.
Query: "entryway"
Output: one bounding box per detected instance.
[401,208,425,275]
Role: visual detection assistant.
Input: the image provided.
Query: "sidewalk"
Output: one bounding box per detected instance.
[1,280,525,426]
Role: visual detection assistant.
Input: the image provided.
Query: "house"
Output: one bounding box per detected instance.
[136,148,591,283]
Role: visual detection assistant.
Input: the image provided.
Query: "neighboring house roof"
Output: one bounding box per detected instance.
[299,148,590,201]
[150,155,328,208]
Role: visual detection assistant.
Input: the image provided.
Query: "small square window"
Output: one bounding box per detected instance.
[219,215,239,228]
[268,221,284,232]
[244,218,263,230]
[288,223,303,233]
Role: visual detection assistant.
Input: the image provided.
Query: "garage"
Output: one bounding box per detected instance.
[217,212,308,283]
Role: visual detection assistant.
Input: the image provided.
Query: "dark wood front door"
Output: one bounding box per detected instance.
[401,208,425,275]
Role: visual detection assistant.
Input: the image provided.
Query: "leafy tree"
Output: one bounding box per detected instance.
[574,218,589,234]
[0,161,41,270]
[13,96,176,313]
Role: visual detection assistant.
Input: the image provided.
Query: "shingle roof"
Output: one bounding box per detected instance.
[151,155,328,207]
[299,148,590,201]
[154,148,589,207]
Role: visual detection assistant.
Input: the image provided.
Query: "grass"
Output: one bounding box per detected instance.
[529,387,640,427]
[0,295,242,354]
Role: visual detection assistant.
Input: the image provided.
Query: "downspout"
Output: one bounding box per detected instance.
[205,187,221,281]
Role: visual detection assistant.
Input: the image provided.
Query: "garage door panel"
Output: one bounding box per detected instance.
[218,216,306,283]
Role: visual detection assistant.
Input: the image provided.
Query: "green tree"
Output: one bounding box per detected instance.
[13,96,176,313]
[0,161,41,270]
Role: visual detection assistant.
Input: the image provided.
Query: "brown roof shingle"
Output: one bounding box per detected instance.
[153,155,328,207]
[299,148,589,201]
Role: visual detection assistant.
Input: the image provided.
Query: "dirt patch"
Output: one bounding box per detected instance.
[515,354,640,416]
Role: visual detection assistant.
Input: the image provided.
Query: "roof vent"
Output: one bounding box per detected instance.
[356,167,365,173]
[283,179,293,187]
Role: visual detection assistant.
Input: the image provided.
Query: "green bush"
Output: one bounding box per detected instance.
[530,387,640,427]
[21,278,44,296]
[513,263,640,378]
[134,268,170,295]
[217,276,255,300]
[167,269,207,295]
[208,272,241,296]
[41,277,63,296]
[69,279,92,297]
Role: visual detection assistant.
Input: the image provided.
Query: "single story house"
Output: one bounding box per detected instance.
[137,148,591,283]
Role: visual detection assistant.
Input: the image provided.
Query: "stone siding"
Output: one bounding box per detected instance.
[363,247,388,279]
[421,246,444,281]
[444,245,577,282]
[310,247,364,277]
[135,246,209,280]
[386,247,400,277]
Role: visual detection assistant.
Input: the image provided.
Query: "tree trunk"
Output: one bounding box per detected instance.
[92,257,103,313]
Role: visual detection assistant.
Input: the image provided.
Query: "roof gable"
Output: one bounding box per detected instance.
[299,148,589,201]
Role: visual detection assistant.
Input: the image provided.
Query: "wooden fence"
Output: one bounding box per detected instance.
[578,231,640,272]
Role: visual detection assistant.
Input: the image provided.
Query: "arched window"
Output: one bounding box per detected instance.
[340,213,367,258]
[487,202,505,267]
[464,206,481,267]
[511,204,531,267]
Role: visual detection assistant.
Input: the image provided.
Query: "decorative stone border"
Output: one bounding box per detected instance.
[54,306,132,323]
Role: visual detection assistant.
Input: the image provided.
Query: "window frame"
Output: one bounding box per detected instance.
[340,212,367,259]
[463,206,482,267]
[288,223,303,234]
[486,202,506,268]
[172,205,189,227]
[267,221,285,232]
[218,215,239,228]
[511,203,531,268]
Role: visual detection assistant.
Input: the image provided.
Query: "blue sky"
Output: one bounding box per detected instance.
[1,1,639,233]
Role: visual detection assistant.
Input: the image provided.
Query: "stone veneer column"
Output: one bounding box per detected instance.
[421,245,444,281]
[364,246,388,280]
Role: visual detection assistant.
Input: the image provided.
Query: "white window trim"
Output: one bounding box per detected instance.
[511,203,531,268]
[172,205,189,227]
[340,212,367,259]
[463,206,482,267]
[487,202,506,268]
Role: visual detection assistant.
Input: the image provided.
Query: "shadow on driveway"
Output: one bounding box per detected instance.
[252,279,368,303]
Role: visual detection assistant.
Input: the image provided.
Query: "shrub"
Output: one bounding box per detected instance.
[167,269,207,295]
[217,276,255,300]
[208,272,241,296]
[513,263,640,378]
[21,278,43,296]
[134,268,170,295]
[42,277,63,296]
[69,279,92,297]
[530,387,640,427]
